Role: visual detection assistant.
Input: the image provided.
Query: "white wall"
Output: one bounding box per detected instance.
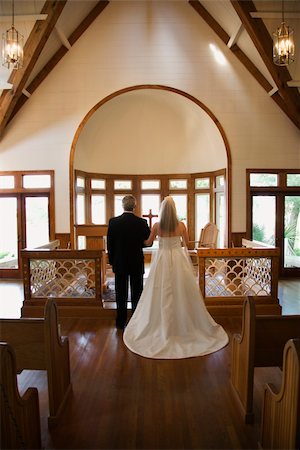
[0,1,299,233]
[74,88,227,174]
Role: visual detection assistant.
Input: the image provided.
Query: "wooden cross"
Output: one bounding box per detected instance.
[142,209,158,228]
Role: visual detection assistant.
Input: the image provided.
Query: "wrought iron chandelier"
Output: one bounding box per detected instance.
[2,0,24,69]
[273,0,295,66]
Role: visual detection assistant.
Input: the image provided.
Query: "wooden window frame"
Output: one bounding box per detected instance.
[75,169,226,243]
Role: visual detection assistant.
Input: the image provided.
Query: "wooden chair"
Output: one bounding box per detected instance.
[189,222,218,269]
[231,296,300,423]
[0,342,42,449]
[0,299,72,427]
[259,338,300,450]
[191,222,219,249]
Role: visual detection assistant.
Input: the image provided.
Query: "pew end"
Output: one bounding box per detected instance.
[0,299,72,428]
[259,339,300,450]
[0,342,42,449]
[230,296,300,424]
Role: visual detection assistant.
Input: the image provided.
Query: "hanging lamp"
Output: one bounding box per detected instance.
[2,0,24,69]
[273,0,295,66]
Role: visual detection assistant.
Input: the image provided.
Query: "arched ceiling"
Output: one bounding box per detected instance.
[74,87,228,174]
[0,0,299,137]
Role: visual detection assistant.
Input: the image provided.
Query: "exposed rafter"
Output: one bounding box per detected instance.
[7,1,109,128]
[0,0,67,138]
[230,0,300,130]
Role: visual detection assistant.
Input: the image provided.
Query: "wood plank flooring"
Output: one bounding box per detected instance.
[1,278,298,449]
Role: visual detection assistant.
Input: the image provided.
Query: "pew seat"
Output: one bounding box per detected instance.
[0,342,42,449]
[0,299,72,427]
[259,338,300,450]
[230,296,300,423]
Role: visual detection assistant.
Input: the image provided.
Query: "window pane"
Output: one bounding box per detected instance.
[114,194,131,216]
[141,180,160,190]
[170,194,187,225]
[250,173,278,187]
[91,195,106,224]
[0,197,18,269]
[284,195,300,268]
[76,177,85,188]
[25,197,49,248]
[114,180,132,190]
[141,195,160,227]
[169,179,187,190]
[77,236,86,250]
[216,175,224,188]
[195,178,210,189]
[76,194,85,224]
[287,174,300,187]
[195,194,210,241]
[0,175,14,189]
[23,174,51,188]
[252,196,276,246]
[216,192,225,247]
[91,179,105,189]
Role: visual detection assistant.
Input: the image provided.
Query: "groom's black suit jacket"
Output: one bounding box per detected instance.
[107,212,150,275]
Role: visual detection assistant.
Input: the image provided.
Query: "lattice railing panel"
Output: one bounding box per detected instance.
[204,257,272,297]
[30,259,96,298]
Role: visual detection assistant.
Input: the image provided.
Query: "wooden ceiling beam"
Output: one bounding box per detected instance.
[189,0,300,130]
[189,1,271,92]
[8,1,109,126]
[230,0,300,129]
[0,0,67,138]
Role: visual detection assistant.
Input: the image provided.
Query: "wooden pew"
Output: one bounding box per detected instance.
[259,338,300,450]
[0,299,71,427]
[0,342,41,449]
[231,296,300,423]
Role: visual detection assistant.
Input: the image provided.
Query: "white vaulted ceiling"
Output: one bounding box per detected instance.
[0,0,299,136]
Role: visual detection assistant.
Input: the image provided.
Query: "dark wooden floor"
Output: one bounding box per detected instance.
[15,316,283,450]
[2,278,298,449]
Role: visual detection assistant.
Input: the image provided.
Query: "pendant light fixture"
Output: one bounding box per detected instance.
[273,0,295,66]
[2,0,24,69]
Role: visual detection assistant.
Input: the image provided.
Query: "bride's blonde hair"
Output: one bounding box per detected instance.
[159,196,179,232]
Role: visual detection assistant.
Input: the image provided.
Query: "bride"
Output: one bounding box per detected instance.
[123,196,229,359]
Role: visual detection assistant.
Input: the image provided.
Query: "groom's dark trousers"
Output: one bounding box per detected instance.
[107,212,150,329]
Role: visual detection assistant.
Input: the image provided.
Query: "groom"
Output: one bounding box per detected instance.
[107,195,151,329]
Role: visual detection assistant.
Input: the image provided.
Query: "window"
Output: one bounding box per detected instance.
[169,179,187,190]
[141,180,160,190]
[76,194,85,225]
[170,194,187,225]
[91,179,105,189]
[23,174,51,188]
[141,195,160,226]
[76,177,85,188]
[91,195,106,224]
[195,194,210,241]
[250,173,278,187]
[114,180,132,190]
[0,175,14,189]
[195,178,210,189]
[248,169,300,275]
[287,173,300,187]
[74,169,227,244]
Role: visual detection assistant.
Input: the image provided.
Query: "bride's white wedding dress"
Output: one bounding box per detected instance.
[123,236,229,359]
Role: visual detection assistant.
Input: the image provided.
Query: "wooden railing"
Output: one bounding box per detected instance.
[197,246,281,316]
[21,246,105,317]
[22,248,102,300]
